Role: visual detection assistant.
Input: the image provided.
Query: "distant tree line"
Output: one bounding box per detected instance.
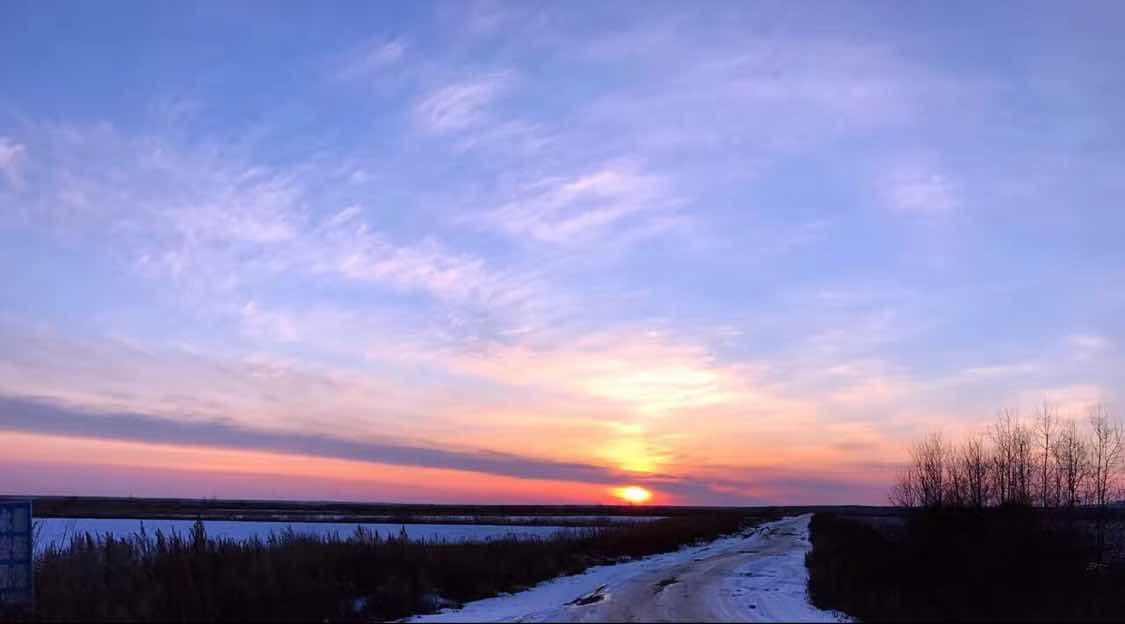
[892,403,1123,511]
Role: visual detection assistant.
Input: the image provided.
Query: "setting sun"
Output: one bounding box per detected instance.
[615,486,654,504]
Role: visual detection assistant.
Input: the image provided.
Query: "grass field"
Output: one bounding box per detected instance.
[8,507,782,622]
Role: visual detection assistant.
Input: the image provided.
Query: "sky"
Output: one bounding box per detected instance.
[1,1,1123,506]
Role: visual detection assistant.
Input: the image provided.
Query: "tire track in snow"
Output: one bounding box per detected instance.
[411,514,849,623]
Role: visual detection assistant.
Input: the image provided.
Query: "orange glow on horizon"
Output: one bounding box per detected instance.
[614,485,653,504]
[0,432,613,504]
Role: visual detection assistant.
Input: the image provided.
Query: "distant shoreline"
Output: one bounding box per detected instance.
[9,494,896,524]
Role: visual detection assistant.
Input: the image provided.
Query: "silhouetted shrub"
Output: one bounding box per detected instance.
[807,509,1125,621]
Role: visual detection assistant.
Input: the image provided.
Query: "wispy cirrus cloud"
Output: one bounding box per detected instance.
[0,137,26,189]
[2,121,547,324]
[333,37,407,81]
[483,161,682,246]
[579,36,950,157]
[1066,333,1110,361]
[414,72,513,134]
[423,328,760,419]
[310,221,531,308]
[878,157,960,216]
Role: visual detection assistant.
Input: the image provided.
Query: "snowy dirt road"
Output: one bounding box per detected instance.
[411,514,847,623]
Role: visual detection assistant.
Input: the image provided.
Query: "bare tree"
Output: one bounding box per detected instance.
[890,466,919,508]
[990,409,1015,505]
[1007,420,1032,506]
[960,435,990,509]
[913,432,948,508]
[891,432,949,509]
[991,409,1033,505]
[945,452,968,508]
[1013,420,1035,506]
[1088,404,1124,508]
[1035,401,1056,507]
[891,407,1120,514]
[1052,418,1089,507]
[1087,404,1123,560]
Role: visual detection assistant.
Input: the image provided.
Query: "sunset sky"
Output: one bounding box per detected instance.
[1,1,1123,505]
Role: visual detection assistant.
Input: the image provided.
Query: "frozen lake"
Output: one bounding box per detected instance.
[33,517,590,554]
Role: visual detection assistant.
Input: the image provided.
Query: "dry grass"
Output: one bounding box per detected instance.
[15,512,769,622]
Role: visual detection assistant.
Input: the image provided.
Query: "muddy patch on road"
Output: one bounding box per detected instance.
[567,585,608,606]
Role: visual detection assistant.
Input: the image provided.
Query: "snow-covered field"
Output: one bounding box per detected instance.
[33,518,587,554]
[429,515,665,524]
[411,514,849,623]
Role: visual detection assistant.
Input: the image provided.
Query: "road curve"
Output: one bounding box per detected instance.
[412,514,847,623]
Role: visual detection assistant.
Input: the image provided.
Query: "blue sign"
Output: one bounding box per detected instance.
[0,500,33,605]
